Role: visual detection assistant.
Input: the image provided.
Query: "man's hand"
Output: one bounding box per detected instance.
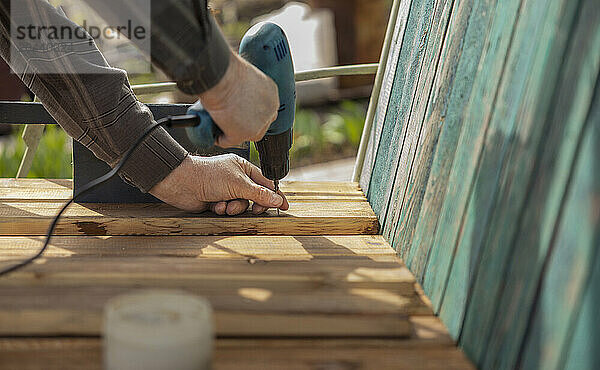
[149,154,289,215]
[197,52,279,148]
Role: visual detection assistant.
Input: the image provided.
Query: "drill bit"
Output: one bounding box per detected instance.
[274,180,280,216]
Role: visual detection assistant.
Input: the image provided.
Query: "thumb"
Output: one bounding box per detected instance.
[241,182,284,208]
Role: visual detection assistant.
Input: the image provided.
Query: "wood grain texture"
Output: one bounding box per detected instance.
[420,0,509,310]
[367,0,437,225]
[0,200,378,236]
[0,181,377,236]
[520,71,600,370]
[425,0,520,321]
[359,0,599,366]
[0,235,396,260]
[434,0,523,337]
[475,1,600,367]
[403,0,486,280]
[383,0,453,242]
[0,234,431,337]
[360,0,414,194]
[0,180,365,201]
[563,225,600,370]
[0,333,474,370]
[458,0,585,360]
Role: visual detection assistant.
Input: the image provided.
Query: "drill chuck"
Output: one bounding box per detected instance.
[255,128,292,181]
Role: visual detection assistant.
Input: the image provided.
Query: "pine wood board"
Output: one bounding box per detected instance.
[0,320,474,370]
[0,235,396,261]
[0,234,432,337]
[0,179,365,200]
[0,256,431,336]
[0,200,378,236]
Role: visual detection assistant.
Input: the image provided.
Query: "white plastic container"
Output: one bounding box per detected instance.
[104,290,214,370]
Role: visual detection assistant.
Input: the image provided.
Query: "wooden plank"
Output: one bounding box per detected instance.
[0,179,365,201]
[478,2,600,367]
[0,233,432,336]
[0,200,378,236]
[0,308,412,337]
[360,0,413,193]
[389,0,470,262]
[0,278,428,336]
[382,0,453,242]
[429,0,555,322]
[366,0,438,225]
[0,178,72,189]
[0,187,366,202]
[0,235,396,261]
[418,0,503,299]
[563,229,600,370]
[520,72,600,370]
[423,0,521,316]
[403,0,494,280]
[0,335,474,370]
[457,0,590,361]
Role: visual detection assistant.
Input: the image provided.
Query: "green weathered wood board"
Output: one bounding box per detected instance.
[520,71,600,370]
[360,0,413,194]
[432,0,522,338]
[363,0,600,366]
[457,0,588,363]
[396,0,477,276]
[563,222,600,370]
[382,0,453,243]
[481,2,600,367]
[391,0,468,263]
[421,0,519,312]
[404,0,493,282]
[436,0,582,338]
[367,0,437,225]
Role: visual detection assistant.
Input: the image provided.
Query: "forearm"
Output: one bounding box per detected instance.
[0,0,188,192]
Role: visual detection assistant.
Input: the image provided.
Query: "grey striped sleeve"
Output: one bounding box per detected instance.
[0,0,188,192]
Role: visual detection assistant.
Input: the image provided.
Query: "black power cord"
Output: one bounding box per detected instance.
[0,114,200,277]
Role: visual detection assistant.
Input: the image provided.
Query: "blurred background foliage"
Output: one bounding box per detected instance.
[0,125,72,178]
[0,101,366,178]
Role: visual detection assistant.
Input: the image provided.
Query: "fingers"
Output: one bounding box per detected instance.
[252,203,269,215]
[226,199,250,215]
[241,160,290,211]
[210,201,227,215]
[210,200,250,215]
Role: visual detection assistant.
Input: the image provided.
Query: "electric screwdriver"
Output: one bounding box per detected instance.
[184,22,296,194]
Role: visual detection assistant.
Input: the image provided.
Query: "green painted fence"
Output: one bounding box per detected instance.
[360,0,600,368]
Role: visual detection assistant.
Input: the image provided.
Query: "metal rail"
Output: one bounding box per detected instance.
[131,63,379,95]
[5,63,379,177]
[352,0,402,183]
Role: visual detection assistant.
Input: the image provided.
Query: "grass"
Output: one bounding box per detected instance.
[0,125,72,178]
[0,100,366,178]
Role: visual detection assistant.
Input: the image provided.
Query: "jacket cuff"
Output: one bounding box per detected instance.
[118,127,188,193]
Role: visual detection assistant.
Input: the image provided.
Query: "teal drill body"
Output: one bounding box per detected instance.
[185,22,296,185]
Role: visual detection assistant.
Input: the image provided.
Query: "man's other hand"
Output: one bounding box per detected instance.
[197,52,279,148]
[149,154,289,215]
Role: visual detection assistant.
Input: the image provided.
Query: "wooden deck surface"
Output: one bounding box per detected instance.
[0,179,473,369]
